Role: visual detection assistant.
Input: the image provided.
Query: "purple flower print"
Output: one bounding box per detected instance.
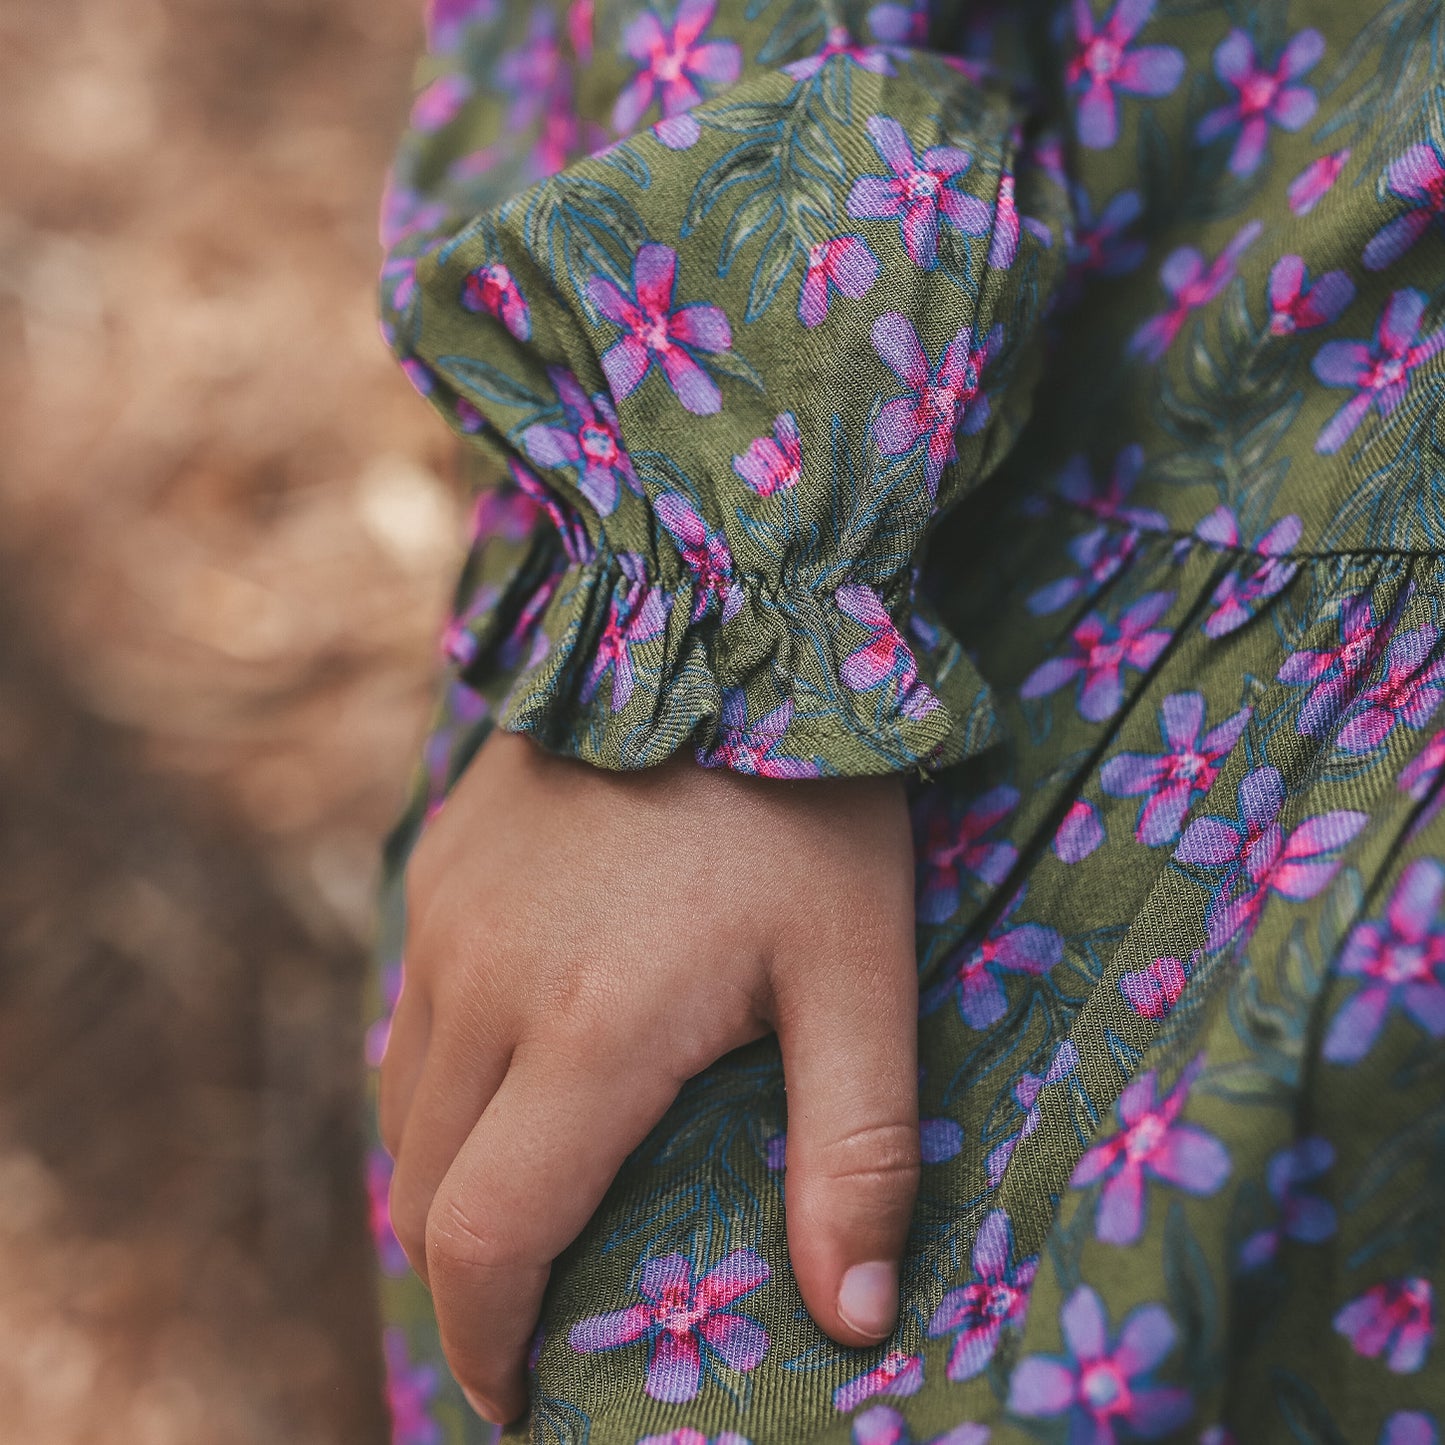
[915,783,1020,925]
[798,234,879,327]
[1238,1136,1336,1270]
[367,1148,408,1276]
[655,492,743,622]
[1382,1414,1438,1445]
[1119,953,1194,1020]
[1071,1057,1230,1245]
[1008,1286,1192,1441]
[384,1328,440,1445]
[495,7,563,135]
[920,1117,963,1163]
[1174,765,1368,951]
[871,312,997,495]
[695,691,820,778]
[1334,1277,1434,1373]
[866,0,926,46]
[1053,799,1105,862]
[1066,186,1147,294]
[1266,256,1355,337]
[426,0,497,52]
[1054,444,1167,530]
[988,165,1054,271]
[1278,592,1386,737]
[508,458,595,565]
[1196,509,1302,639]
[613,0,741,132]
[1402,731,1445,801]
[588,243,733,415]
[832,1349,924,1413]
[411,71,473,134]
[568,1250,770,1402]
[836,583,940,720]
[847,115,992,270]
[927,1210,1037,1382]
[1020,591,1174,724]
[640,1433,750,1445]
[782,26,896,80]
[1365,141,1445,271]
[366,960,403,1067]
[1313,288,1445,454]
[1066,0,1185,151]
[1101,691,1251,847]
[1289,148,1351,215]
[924,887,1063,1029]
[583,569,672,712]
[1130,221,1263,360]
[462,261,531,341]
[1195,28,1324,177]
[1027,524,1142,615]
[1336,626,1445,754]
[732,413,802,495]
[986,1042,1081,1185]
[522,367,640,516]
[851,1405,989,1445]
[1324,858,1445,1063]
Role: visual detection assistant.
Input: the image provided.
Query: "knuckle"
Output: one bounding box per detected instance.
[425,1192,511,1279]
[819,1120,922,1194]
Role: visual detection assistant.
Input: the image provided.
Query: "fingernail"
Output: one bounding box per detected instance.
[462,1387,499,1424]
[838,1260,899,1339]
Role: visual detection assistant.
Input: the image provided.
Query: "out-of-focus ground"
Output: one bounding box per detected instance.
[0,1,460,1439]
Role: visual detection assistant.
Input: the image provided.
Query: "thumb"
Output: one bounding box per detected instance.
[775,940,920,1348]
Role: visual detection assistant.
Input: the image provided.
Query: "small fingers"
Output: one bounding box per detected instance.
[426,1040,681,1424]
[776,941,920,1348]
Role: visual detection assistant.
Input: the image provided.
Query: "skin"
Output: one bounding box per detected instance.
[380,727,921,1425]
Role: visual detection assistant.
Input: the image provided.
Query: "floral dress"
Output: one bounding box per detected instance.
[366,0,1445,1440]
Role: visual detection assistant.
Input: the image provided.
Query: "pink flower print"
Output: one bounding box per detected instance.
[400,356,436,397]
[568,0,594,62]
[1119,953,1194,1020]
[1324,858,1445,1063]
[1313,287,1445,454]
[1402,731,1445,801]
[695,691,820,778]
[589,243,733,415]
[851,1405,989,1445]
[732,413,802,495]
[1020,591,1174,724]
[568,1250,770,1402]
[1173,765,1368,951]
[782,26,896,80]
[583,571,672,711]
[426,0,497,52]
[507,458,594,565]
[521,367,640,516]
[655,492,742,622]
[1365,140,1445,271]
[836,583,940,720]
[1195,28,1324,177]
[987,167,1052,270]
[1336,625,1445,753]
[367,1148,408,1276]
[382,254,418,314]
[927,1210,1037,1382]
[410,71,472,132]
[1237,1136,1336,1270]
[1067,0,1185,150]
[924,886,1063,1029]
[1288,148,1350,215]
[613,0,741,132]
[847,115,991,270]
[1008,1286,1193,1441]
[1065,186,1147,297]
[1027,524,1142,614]
[914,782,1020,924]
[1266,255,1355,336]
[1101,691,1251,847]
[1195,508,1302,639]
[462,261,532,341]
[984,1041,1080,1185]
[798,234,879,326]
[871,312,998,496]
[1278,592,1387,738]
[1054,444,1167,530]
[1334,1277,1434,1373]
[384,1328,440,1445]
[1381,1415,1438,1445]
[455,396,485,433]
[1070,1057,1229,1245]
[1053,799,1105,862]
[1130,221,1263,360]
[832,1349,924,1413]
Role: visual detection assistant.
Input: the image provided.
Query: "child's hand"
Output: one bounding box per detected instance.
[380,729,921,1424]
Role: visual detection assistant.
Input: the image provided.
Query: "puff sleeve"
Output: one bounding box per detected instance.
[381,0,1071,776]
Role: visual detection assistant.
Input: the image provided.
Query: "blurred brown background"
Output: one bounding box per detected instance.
[0,1,459,1439]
